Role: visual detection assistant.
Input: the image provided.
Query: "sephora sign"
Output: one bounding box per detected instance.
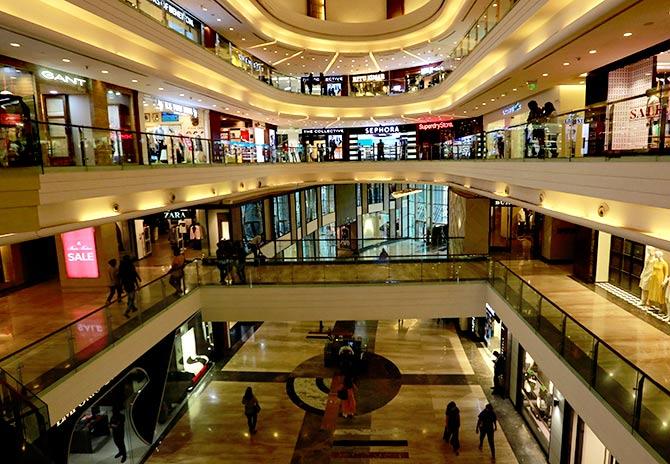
[62,227,99,278]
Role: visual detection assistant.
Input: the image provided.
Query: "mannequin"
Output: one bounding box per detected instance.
[640,246,656,303]
[646,250,668,307]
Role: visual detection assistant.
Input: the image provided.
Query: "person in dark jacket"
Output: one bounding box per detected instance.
[443,401,461,455]
[476,403,498,459]
[109,407,127,462]
[242,386,260,434]
[118,255,141,317]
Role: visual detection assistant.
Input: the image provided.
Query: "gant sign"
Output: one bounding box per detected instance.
[39,69,87,87]
[62,227,99,279]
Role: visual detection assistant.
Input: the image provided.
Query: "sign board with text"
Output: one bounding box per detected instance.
[62,227,99,279]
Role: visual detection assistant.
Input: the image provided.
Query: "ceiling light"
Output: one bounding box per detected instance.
[229,27,234,31]
[62,58,71,63]
[224,107,229,110]
[263,47,267,50]
[241,38,246,41]
[101,70,109,74]
[131,79,138,83]
[589,49,597,54]
[212,104,217,107]
[623,32,632,37]
[579,72,588,77]
[579,81,585,84]
[158,87,164,90]
[512,88,517,91]
[49,90,58,94]
[179,93,185,96]
[482,102,487,106]
[198,99,202,102]
[217,18,221,22]
[563,62,570,66]
[542,73,549,77]
[501,93,506,97]
[115,91,121,96]
[490,98,495,101]
[9,43,20,47]
[202,6,207,11]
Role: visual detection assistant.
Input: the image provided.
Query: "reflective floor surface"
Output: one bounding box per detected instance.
[146,320,546,463]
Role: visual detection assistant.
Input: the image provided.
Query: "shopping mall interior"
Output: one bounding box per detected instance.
[1,0,670,463]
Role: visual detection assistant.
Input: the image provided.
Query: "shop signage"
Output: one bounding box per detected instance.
[629,101,661,120]
[420,66,443,75]
[418,121,453,131]
[365,125,400,135]
[502,102,522,116]
[352,73,385,83]
[325,76,343,83]
[61,227,99,279]
[564,114,584,125]
[493,200,512,206]
[157,99,197,118]
[231,47,265,73]
[161,112,180,122]
[39,69,86,87]
[149,0,196,27]
[302,128,344,135]
[164,209,190,220]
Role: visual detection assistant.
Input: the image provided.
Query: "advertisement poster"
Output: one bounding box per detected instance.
[61,227,99,279]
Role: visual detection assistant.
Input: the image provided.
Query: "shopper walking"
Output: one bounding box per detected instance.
[105,258,122,304]
[242,386,261,434]
[307,72,314,94]
[339,376,357,418]
[110,407,127,463]
[320,72,326,95]
[476,403,498,460]
[118,255,141,318]
[169,245,185,296]
[492,351,506,395]
[443,401,460,455]
[233,240,247,284]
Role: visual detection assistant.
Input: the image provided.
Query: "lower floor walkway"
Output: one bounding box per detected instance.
[146,320,545,464]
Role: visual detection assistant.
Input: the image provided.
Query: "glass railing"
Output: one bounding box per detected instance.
[117,0,517,98]
[2,256,670,460]
[3,88,666,168]
[490,261,670,461]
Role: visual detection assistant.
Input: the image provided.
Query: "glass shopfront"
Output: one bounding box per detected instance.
[321,185,335,215]
[272,195,291,238]
[350,72,388,96]
[347,124,417,160]
[128,0,202,44]
[519,349,558,452]
[301,128,344,161]
[0,61,39,166]
[241,201,264,242]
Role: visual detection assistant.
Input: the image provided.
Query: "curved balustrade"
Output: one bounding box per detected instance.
[1,258,670,460]
[2,87,666,168]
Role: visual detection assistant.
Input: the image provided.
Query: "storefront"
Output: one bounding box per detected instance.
[128,0,202,44]
[586,40,670,155]
[489,199,538,256]
[324,75,344,96]
[209,111,256,163]
[142,96,209,164]
[416,121,455,159]
[230,46,271,81]
[131,208,207,262]
[392,63,446,94]
[452,116,485,159]
[349,72,389,96]
[301,128,344,161]
[48,313,213,464]
[347,124,417,160]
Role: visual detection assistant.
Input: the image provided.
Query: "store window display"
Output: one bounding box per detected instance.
[0,64,39,166]
[520,352,554,452]
[645,250,668,307]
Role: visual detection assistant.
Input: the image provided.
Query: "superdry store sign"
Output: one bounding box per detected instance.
[62,227,99,279]
[418,122,454,131]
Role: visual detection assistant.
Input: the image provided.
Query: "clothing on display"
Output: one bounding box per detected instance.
[646,251,668,306]
[189,223,202,250]
[639,246,656,292]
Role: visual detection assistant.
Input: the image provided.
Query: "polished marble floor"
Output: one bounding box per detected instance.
[502,259,670,390]
[147,320,539,464]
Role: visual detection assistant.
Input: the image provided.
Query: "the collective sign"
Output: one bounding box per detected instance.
[62,227,99,279]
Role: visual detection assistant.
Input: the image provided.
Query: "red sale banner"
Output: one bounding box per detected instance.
[61,227,99,278]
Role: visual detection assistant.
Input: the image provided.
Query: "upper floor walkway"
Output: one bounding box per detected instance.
[2,252,670,462]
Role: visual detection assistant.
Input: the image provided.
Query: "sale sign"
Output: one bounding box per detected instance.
[61,227,99,278]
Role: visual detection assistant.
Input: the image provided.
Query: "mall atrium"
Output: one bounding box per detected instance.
[0,0,669,463]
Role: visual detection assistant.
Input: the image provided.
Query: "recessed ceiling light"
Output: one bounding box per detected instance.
[229,27,234,31]
[179,93,185,96]
[241,38,245,41]
[512,88,517,91]
[49,90,58,94]
[101,70,109,74]
[501,93,506,97]
[62,58,71,63]
[202,6,207,11]
[158,87,164,90]
[224,107,230,110]
[131,79,138,83]
[263,47,267,50]
[542,73,549,77]
[589,49,597,54]
[623,32,632,37]
[579,81,585,84]
[212,104,217,107]
[482,102,487,106]
[579,72,588,77]
[198,99,202,102]
[563,62,570,66]
[9,42,20,47]
[217,18,221,22]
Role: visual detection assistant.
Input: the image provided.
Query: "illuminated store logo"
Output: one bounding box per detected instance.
[302,128,344,135]
[365,125,400,135]
[164,210,189,219]
[236,51,264,72]
[352,73,385,83]
[39,69,86,87]
[418,122,453,131]
[157,99,198,118]
[502,102,521,116]
[62,227,99,279]
[150,0,196,27]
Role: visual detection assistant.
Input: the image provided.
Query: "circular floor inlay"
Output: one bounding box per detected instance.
[286,353,402,415]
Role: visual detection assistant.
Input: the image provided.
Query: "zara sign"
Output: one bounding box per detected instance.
[61,227,99,279]
[39,69,87,87]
